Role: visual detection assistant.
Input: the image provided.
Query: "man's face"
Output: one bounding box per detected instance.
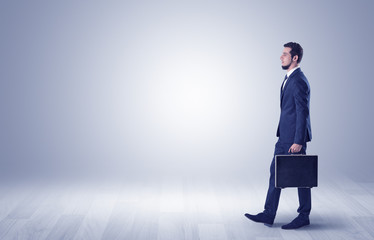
[280,47,292,70]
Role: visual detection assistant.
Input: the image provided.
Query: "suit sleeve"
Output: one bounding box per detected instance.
[293,78,310,145]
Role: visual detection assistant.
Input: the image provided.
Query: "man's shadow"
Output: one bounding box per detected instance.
[271,222,343,231]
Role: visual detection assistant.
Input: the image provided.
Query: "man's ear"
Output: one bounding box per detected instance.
[293,55,298,62]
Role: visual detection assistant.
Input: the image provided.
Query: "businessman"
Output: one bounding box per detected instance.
[245,42,312,229]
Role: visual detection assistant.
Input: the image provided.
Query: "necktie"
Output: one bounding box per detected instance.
[282,75,288,91]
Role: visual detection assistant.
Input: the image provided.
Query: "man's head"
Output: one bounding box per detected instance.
[280,42,303,70]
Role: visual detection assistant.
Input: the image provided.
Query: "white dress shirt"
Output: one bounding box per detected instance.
[282,66,300,90]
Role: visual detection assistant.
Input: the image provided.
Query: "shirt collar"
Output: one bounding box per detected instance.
[286,66,300,78]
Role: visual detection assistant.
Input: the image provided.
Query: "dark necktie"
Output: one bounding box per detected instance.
[281,75,288,91]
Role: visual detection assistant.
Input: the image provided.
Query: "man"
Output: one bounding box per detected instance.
[245,42,312,229]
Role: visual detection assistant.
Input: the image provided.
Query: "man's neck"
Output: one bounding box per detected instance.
[286,65,300,78]
[287,64,299,73]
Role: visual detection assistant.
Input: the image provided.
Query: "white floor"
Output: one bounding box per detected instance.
[1,173,374,240]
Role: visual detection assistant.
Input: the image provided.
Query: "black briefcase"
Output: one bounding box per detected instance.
[275,155,318,188]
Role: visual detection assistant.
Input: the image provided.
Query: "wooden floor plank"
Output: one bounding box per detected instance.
[353,216,374,239]
[0,219,19,239]
[73,186,119,240]
[100,201,138,240]
[17,190,66,240]
[198,224,228,240]
[0,185,30,221]
[45,215,84,240]
[6,187,46,220]
[126,182,160,240]
[157,213,185,240]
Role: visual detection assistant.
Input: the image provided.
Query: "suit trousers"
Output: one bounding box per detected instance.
[263,140,311,219]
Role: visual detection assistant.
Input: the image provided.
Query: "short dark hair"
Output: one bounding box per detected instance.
[284,42,303,63]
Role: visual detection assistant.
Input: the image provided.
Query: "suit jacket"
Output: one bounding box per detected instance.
[276,68,312,144]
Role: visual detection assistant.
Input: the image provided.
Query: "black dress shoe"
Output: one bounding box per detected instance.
[281,215,310,230]
[244,213,274,226]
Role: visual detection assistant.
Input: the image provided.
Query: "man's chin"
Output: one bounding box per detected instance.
[282,65,290,70]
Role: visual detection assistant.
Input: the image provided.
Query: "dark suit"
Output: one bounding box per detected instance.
[264,68,312,219]
[277,68,311,144]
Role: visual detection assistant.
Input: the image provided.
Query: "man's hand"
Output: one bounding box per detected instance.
[288,143,302,153]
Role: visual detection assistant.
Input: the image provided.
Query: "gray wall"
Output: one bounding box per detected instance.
[1,0,374,181]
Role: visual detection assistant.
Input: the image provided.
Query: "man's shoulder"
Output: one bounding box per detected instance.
[290,68,305,78]
[292,71,310,92]
[291,69,309,83]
